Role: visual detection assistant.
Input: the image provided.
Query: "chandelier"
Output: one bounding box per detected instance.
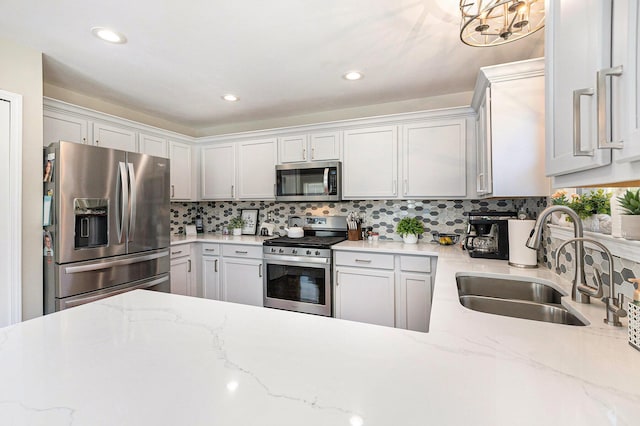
[459,0,545,47]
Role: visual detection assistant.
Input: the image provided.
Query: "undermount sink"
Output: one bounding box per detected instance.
[455,274,587,326]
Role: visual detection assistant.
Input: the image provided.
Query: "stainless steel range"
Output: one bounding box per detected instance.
[263,215,347,316]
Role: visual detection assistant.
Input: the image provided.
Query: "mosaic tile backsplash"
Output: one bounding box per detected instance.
[170,198,547,240]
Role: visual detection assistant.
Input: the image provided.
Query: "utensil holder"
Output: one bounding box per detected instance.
[348,227,362,241]
[629,301,640,351]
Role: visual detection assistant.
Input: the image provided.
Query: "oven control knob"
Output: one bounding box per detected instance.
[270,248,276,253]
[315,250,321,256]
[306,250,311,255]
[292,249,297,254]
[279,249,284,254]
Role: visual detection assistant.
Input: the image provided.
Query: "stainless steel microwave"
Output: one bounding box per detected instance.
[275,161,341,202]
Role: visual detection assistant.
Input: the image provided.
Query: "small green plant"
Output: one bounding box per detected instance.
[396,217,425,236]
[228,216,246,229]
[618,188,640,215]
[567,189,611,219]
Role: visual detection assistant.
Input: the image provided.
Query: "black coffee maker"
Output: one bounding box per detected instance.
[464,211,517,260]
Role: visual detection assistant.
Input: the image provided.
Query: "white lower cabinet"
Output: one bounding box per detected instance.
[170,244,194,297]
[335,267,396,327]
[201,243,221,300]
[220,244,263,307]
[334,250,434,332]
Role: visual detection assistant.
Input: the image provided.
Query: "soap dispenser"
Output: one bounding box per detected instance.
[628,278,640,351]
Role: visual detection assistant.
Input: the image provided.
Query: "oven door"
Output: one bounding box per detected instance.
[263,254,332,316]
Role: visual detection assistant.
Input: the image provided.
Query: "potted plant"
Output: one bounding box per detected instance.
[396,217,424,244]
[228,216,245,236]
[618,188,640,240]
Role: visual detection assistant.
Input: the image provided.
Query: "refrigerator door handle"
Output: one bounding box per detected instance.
[127,162,137,242]
[116,162,129,244]
[64,251,169,274]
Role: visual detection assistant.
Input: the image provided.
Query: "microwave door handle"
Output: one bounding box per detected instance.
[116,162,129,244]
[323,168,329,195]
[127,162,136,242]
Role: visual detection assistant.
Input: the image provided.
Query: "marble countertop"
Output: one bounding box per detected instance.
[171,233,273,246]
[1,245,638,425]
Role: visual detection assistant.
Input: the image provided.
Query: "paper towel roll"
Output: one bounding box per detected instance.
[508,219,538,268]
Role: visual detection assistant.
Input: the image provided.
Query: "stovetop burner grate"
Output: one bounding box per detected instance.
[263,235,346,248]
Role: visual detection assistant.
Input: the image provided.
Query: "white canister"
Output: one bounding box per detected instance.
[508,219,538,268]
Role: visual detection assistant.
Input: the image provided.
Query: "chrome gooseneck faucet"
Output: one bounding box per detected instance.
[526,205,590,304]
[556,237,627,326]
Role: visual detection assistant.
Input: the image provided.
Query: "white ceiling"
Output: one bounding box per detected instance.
[0,0,544,133]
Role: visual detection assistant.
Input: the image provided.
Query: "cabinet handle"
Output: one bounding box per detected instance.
[205,248,216,252]
[95,140,99,145]
[404,179,408,196]
[235,250,248,254]
[188,259,191,273]
[231,185,235,198]
[311,147,315,160]
[302,148,306,160]
[476,173,484,193]
[171,185,175,198]
[171,250,183,255]
[572,88,595,157]
[82,137,87,144]
[597,66,624,150]
[393,180,397,195]
[355,259,372,263]
[215,259,218,272]
[258,263,262,278]
[274,183,277,197]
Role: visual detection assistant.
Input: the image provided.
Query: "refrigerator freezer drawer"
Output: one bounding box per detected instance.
[55,273,170,312]
[53,248,170,299]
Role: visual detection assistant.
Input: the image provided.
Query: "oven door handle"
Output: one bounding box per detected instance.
[263,254,330,265]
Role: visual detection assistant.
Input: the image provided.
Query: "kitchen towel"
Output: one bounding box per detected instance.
[508,219,538,268]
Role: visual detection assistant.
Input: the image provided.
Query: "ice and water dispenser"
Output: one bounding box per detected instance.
[74,199,108,248]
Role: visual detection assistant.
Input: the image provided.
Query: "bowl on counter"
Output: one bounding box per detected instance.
[431,232,460,246]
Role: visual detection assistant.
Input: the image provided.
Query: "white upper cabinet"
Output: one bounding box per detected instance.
[278,134,308,163]
[343,126,398,199]
[43,110,89,146]
[201,143,235,200]
[169,141,193,200]
[472,58,549,198]
[237,138,277,200]
[547,0,640,187]
[139,133,168,158]
[401,120,466,198]
[93,122,137,151]
[278,131,340,164]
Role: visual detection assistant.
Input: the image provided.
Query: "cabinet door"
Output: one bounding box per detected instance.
[201,143,235,200]
[170,256,191,296]
[221,257,263,307]
[476,89,493,196]
[93,122,137,151]
[343,126,398,199]
[397,272,431,333]
[402,119,466,198]
[546,0,612,176]
[169,141,192,200]
[43,111,89,146]
[237,138,277,199]
[278,134,307,163]
[202,256,221,300]
[335,267,395,327]
[139,133,168,158]
[309,131,341,161]
[612,0,640,163]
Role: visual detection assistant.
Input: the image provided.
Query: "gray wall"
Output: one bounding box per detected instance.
[0,38,43,320]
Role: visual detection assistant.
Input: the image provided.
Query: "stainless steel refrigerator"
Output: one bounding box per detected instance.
[43,141,170,313]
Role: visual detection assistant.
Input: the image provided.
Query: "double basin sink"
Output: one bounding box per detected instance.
[456,274,587,326]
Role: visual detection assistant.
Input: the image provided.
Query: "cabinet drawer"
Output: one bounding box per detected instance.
[170,244,191,259]
[400,255,431,273]
[201,243,220,256]
[222,244,262,258]
[335,251,394,269]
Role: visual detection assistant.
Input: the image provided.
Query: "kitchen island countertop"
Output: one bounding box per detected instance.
[1,244,638,425]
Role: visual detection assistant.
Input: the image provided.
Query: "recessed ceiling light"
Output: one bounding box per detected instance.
[91,27,127,44]
[222,94,239,102]
[343,71,364,81]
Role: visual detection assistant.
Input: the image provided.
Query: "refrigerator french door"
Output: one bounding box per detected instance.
[44,141,170,313]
